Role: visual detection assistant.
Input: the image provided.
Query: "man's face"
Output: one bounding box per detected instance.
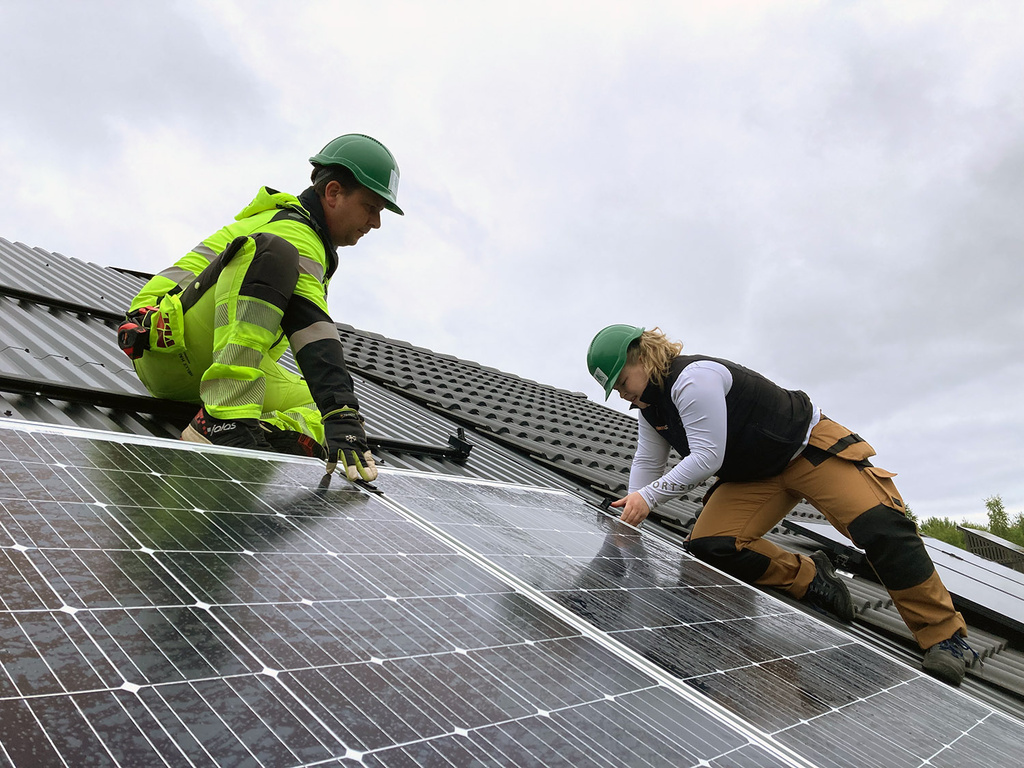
[322,182,386,248]
[613,363,651,408]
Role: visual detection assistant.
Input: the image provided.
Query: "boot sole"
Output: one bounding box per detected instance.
[921,658,965,687]
[181,424,212,444]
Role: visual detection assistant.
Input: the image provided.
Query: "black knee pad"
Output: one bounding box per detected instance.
[847,504,934,590]
[686,536,771,582]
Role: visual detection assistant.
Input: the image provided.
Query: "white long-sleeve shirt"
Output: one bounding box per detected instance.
[628,360,819,509]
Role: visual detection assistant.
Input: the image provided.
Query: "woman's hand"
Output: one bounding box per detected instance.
[610,492,651,527]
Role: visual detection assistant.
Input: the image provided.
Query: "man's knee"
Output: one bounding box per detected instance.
[686,535,771,582]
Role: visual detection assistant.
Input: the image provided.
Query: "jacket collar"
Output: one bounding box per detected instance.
[629,378,665,410]
[297,187,338,278]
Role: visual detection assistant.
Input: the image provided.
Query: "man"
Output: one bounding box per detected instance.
[587,324,978,686]
[121,134,402,482]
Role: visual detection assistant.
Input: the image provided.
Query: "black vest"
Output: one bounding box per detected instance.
[637,355,813,482]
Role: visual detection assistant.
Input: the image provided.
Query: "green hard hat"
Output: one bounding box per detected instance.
[587,324,644,400]
[310,134,404,215]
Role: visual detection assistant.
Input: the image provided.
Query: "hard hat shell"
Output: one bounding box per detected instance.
[587,324,645,400]
[310,134,404,215]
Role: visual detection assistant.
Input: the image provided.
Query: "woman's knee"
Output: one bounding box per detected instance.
[687,535,771,581]
[848,505,934,589]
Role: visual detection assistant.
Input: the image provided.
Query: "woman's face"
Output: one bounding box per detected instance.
[612,363,651,408]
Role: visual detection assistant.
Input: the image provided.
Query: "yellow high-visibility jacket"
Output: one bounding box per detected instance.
[129,186,358,413]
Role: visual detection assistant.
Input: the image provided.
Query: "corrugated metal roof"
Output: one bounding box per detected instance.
[0,296,136,390]
[0,390,179,438]
[0,236,140,313]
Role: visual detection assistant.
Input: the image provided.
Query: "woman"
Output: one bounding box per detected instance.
[587,324,976,686]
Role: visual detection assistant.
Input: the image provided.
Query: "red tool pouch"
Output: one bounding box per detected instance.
[116,306,158,360]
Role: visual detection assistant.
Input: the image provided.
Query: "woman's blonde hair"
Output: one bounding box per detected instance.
[626,327,683,388]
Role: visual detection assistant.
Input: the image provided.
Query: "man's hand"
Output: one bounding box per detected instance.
[323,407,378,482]
[610,492,651,527]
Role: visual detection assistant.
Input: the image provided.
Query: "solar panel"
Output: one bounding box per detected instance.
[1,421,1022,767]
[374,472,1024,767]
[0,422,805,767]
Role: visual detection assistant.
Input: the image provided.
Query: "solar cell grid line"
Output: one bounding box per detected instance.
[373,469,1024,768]
[1,422,800,767]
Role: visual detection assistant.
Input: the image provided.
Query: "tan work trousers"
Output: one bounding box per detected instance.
[690,417,966,649]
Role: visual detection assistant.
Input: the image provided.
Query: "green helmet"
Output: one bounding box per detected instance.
[587,324,644,400]
[310,133,404,215]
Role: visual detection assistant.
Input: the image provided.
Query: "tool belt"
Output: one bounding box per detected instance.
[117,235,251,360]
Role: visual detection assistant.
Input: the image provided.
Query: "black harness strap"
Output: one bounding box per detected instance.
[117,236,251,359]
[171,235,251,313]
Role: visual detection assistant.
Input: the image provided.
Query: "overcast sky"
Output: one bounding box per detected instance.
[2,0,1022,524]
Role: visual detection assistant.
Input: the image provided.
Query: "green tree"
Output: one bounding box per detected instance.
[918,517,965,549]
[912,496,1023,552]
[986,494,1009,536]
[903,504,917,524]
[1004,510,1024,548]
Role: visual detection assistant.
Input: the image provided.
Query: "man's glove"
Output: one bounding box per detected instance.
[322,407,378,482]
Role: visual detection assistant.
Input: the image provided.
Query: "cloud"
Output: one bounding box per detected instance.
[0,1,272,155]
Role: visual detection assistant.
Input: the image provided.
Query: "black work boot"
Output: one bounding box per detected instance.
[260,423,328,460]
[181,408,272,452]
[802,551,855,623]
[922,633,979,687]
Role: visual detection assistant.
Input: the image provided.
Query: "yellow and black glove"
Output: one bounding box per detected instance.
[322,407,378,482]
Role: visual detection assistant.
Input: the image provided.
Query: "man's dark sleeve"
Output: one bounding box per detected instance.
[281,297,358,413]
